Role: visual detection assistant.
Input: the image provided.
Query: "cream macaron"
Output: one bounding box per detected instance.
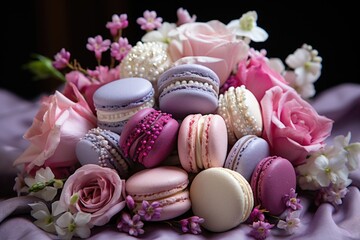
[190,167,254,232]
[217,85,263,146]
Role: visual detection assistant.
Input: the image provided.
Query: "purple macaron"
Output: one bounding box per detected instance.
[224,135,270,182]
[157,64,220,119]
[119,108,180,168]
[93,78,155,134]
[250,156,296,215]
[76,127,133,179]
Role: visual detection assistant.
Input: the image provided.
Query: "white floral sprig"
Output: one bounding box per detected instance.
[16,167,63,201]
[268,44,322,99]
[29,200,92,240]
[296,132,360,206]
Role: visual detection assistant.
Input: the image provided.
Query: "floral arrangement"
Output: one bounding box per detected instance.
[14,7,360,240]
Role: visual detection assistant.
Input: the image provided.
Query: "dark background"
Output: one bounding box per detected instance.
[2,1,359,100]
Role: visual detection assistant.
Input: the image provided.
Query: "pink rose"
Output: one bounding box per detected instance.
[13,83,97,174]
[168,20,248,85]
[236,49,292,102]
[261,86,333,166]
[58,164,126,226]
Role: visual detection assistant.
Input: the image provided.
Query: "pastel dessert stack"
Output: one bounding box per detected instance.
[76,62,299,233]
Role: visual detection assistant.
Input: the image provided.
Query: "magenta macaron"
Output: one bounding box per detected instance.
[119,107,179,168]
[250,156,296,215]
[157,64,220,120]
[125,166,191,221]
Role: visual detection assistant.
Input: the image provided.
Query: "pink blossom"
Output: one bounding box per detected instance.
[283,188,302,211]
[249,221,274,240]
[110,37,132,61]
[176,8,196,26]
[246,205,266,223]
[137,10,163,31]
[137,200,162,221]
[179,216,204,234]
[261,86,333,166]
[106,14,128,37]
[117,212,144,236]
[219,74,242,94]
[58,164,126,226]
[13,83,97,174]
[52,48,70,69]
[125,195,135,211]
[86,35,111,62]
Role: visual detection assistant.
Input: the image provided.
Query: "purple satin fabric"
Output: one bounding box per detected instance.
[1,83,359,240]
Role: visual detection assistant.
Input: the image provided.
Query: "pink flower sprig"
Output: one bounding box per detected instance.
[282,188,303,211]
[249,221,274,240]
[179,216,204,234]
[137,10,163,31]
[117,212,144,236]
[86,35,111,65]
[106,14,129,39]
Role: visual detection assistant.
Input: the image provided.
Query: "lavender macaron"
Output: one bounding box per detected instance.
[224,135,270,182]
[93,78,155,134]
[157,64,220,120]
[76,127,133,179]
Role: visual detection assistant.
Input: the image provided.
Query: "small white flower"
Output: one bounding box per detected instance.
[29,201,58,233]
[277,210,301,234]
[333,132,360,171]
[313,154,349,187]
[24,167,58,201]
[55,211,92,240]
[227,11,268,42]
[267,57,285,74]
[141,22,176,43]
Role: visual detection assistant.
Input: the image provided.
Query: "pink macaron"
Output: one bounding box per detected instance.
[250,156,296,216]
[125,166,191,221]
[119,108,179,168]
[177,113,228,173]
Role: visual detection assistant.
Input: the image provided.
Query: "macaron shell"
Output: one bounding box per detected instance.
[142,190,191,221]
[125,166,189,201]
[201,114,228,169]
[250,156,296,215]
[119,108,179,168]
[190,167,253,232]
[159,90,218,120]
[178,114,201,173]
[224,135,270,181]
[93,78,154,107]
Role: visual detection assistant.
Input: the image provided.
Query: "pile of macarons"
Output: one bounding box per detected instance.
[75,63,297,233]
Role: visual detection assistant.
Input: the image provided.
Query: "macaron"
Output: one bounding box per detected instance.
[177,114,228,173]
[250,156,296,216]
[93,78,155,134]
[157,64,220,119]
[75,127,132,179]
[190,167,254,232]
[224,135,270,182]
[217,85,263,146]
[119,108,179,168]
[125,166,191,221]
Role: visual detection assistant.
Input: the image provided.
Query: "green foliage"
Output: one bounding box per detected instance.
[23,54,65,82]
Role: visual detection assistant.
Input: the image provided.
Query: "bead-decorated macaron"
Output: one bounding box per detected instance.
[119,108,179,168]
[177,113,228,173]
[125,166,191,221]
[217,85,263,146]
[224,135,270,182]
[157,64,220,120]
[76,127,132,179]
[190,167,254,232]
[93,78,155,134]
[250,156,296,216]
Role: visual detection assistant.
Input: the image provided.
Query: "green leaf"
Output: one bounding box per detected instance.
[22,53,66,82]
